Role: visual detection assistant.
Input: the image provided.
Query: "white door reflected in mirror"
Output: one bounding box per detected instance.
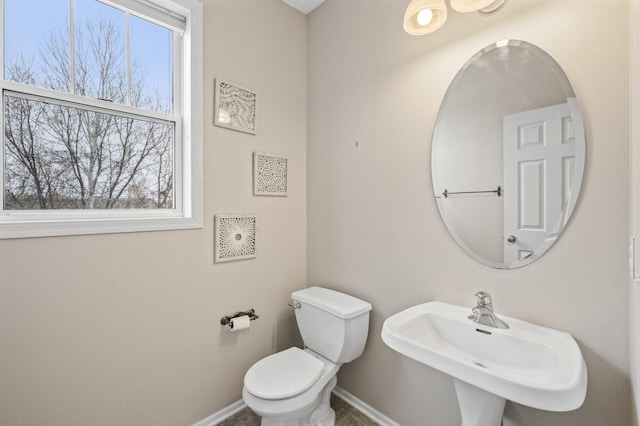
[503,98,584,264]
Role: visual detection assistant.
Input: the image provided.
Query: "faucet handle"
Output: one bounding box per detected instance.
[474,291,493,308]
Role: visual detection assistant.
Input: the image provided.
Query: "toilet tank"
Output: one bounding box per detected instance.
[291,286,372,363]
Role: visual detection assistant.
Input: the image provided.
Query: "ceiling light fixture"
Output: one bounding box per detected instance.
[403,0,508,36]
[403,0,448,36]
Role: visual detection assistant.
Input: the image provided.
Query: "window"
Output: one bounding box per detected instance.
[0,0,203,238]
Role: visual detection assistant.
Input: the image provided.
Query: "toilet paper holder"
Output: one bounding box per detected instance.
[220,309,259,328]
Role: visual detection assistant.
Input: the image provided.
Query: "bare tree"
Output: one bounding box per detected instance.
[4,17,174,210]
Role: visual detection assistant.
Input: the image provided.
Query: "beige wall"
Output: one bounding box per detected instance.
[0,0,633,425]
[631,0,640,423]
[0,0,307,425]
[308,0,630,425]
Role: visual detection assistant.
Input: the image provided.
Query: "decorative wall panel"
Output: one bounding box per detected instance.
[214,214,256,262]
[254,152,288,196]
[214,78,257,134]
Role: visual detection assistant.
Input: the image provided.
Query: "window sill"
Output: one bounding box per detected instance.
[0,215,203,239]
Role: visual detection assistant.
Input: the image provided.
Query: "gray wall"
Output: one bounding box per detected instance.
[307,0,630,425]
[0,1,307,425]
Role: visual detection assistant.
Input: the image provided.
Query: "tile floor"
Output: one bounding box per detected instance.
[216,394,379,426]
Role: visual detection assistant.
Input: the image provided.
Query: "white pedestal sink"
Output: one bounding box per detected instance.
[381,301,587,426]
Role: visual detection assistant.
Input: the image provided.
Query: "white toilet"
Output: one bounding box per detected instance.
[242,286,372,426]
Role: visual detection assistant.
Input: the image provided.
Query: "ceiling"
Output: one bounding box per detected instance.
[280,0,326,15]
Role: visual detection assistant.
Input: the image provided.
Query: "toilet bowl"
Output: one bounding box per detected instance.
[242,348,339,426]
[242,287,372,426]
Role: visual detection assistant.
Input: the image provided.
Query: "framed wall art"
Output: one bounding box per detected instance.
[253,151,288,196]
[214,214,257,262]
[214,78,257,135]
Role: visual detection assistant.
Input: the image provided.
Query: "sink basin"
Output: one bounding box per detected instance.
[381,301,587,421]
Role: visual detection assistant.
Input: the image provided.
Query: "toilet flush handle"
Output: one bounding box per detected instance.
[288,301,301,309]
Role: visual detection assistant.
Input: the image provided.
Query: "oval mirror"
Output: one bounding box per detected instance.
[432,40,585,269]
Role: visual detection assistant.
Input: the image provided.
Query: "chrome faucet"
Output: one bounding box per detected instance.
[468,291,509,329]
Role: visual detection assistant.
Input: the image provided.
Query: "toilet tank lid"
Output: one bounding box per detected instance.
[292,286,372,319]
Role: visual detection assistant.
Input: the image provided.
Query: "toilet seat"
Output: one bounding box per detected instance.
[244,347,324,400]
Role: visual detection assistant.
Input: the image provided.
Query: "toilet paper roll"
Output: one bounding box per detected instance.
[229,315,251,331]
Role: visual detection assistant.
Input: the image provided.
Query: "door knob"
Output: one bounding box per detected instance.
[506,235,516,243]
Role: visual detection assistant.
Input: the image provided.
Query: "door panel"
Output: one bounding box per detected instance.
[503,100,579,264]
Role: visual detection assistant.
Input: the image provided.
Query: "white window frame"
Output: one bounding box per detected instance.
[0,0,203,239]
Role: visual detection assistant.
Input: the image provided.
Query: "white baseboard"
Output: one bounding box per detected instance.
[191,399,246,426]
[192,387,399,426]
[332,386,401,426]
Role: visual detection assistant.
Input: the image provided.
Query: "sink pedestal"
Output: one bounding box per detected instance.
[454,379,506,426]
